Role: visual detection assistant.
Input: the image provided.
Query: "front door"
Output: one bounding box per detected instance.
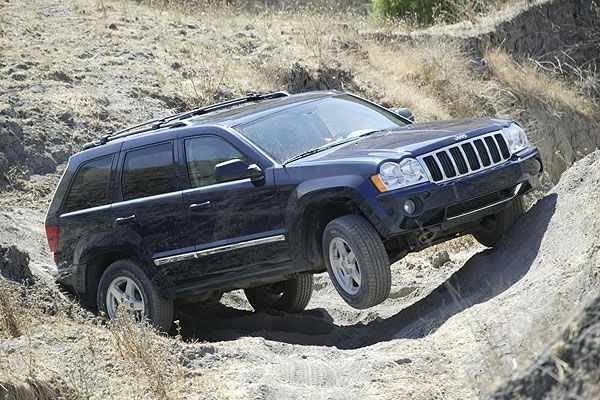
[180,134,290,278]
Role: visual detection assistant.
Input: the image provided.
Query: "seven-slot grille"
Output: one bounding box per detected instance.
[417,131,510,183]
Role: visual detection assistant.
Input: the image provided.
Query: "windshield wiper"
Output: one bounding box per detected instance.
[352,127,393,138]
[282,139,353,165]
[282,128,393,166]
[282,145,330,166]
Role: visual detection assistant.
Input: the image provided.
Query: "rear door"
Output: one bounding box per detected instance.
[111,141,190,277]
[179,134,290,278]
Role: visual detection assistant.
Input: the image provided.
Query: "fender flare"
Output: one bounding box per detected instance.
[284,175,383,269]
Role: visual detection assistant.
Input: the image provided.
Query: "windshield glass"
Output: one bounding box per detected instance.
[236,94,407,163]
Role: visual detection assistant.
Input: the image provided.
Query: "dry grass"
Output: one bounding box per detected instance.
[483,49,596,117]
[107,312,185,400]
[0,280,26,338]
[0,277,202,399]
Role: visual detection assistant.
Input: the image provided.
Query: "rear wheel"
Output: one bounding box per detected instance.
[97,259,173,331]
[322,214,391,309]
[244,274,313,313]
[473,197,525,247]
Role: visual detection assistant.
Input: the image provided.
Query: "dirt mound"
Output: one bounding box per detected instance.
[473,0,600,181]
[0,245,33,284]
[473,0,599,75]
[278,62,358,93]
[489,295,600,399]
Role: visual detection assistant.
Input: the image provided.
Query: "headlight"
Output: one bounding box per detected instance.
[503,123,529,154]
[371,158,429,192]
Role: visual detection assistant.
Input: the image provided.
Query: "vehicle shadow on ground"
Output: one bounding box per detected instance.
[176,194,558,350]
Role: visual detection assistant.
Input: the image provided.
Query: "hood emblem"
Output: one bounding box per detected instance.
[453,133,467,141]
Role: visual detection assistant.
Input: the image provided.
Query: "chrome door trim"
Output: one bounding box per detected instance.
[153,234,286,266]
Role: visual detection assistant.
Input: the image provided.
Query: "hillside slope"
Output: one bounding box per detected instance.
[1,0,598,204]
[0,0,599,399]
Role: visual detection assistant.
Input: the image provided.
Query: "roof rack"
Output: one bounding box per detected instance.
[83,91,289,150]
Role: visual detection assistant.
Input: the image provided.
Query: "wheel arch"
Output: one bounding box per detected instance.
[286,178,381,271]
[76,244,154,307]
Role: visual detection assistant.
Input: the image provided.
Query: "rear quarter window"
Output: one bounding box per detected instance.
[64,155,112,213]
[121,142,175,200]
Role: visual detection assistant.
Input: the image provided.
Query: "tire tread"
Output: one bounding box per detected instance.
[323,214,391,309]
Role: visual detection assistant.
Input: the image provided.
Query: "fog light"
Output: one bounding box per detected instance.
[403,199,416,214]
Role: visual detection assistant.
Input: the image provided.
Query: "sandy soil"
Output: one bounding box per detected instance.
[2,151,598,399]
[0,0,599,398]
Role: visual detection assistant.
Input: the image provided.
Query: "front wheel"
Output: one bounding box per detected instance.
[322,214,391,309]
[244,274,313,313]
[97,259,174,331]
[473,197,525,247]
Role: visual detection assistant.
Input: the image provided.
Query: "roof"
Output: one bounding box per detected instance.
[188,90,341,127]
[82,90,342,150]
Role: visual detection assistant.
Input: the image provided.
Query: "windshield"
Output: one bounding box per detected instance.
[236,94,408,163]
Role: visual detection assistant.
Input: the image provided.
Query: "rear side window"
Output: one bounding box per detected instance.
[65,156,112,213]
[185,136,248,188]
[121,142,175,200]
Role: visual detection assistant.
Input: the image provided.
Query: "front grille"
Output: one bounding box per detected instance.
[418,131,510,183]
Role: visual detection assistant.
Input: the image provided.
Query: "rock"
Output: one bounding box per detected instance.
[0,121,27,179]
[10,72,27,81]
[0,245,34,284]
[278,62,357,93]
[0,103,18,118]
[26,150,57,175]
[58,112,75,128]
[108,23,117,30]
[48,71,73,83]
[431,250,450,268]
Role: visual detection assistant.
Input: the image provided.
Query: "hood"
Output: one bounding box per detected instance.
[294,117,511,165]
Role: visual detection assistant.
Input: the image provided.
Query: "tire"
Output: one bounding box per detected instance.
[97,259,173,331]
[473,196,525,247]
[244,274,313,313]
[322,214,391,309]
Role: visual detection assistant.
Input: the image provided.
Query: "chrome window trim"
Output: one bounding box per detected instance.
[60,203,112,218]
[154,234,286,266]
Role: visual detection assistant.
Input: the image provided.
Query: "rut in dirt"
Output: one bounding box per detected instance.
[174,194,557,349]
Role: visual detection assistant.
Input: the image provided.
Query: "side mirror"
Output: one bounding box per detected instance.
[214,159,263,183]
[395,108,415,124]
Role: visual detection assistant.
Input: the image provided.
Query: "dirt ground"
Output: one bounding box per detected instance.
[0,0,599,399]
[1,151,598,399]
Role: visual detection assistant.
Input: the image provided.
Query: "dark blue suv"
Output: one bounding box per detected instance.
[45,91,543,330]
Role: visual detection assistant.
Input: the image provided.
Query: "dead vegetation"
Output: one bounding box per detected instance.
[1,0,598,198]
[0,277,204,400]
[0,0,599,399]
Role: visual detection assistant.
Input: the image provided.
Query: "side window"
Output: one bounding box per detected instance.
[185,136,248,188]
[121,142,175,201]
[65,156,112,213]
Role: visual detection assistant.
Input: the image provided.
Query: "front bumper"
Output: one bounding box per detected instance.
[366,148,543,238]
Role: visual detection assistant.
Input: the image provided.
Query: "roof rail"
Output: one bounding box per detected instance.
[82,91,289,150]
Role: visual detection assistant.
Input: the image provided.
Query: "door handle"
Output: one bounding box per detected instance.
[115,215,136,224]
[189,201,212,210]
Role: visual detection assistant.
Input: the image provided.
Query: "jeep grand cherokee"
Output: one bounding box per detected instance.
[45,91,543,330]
